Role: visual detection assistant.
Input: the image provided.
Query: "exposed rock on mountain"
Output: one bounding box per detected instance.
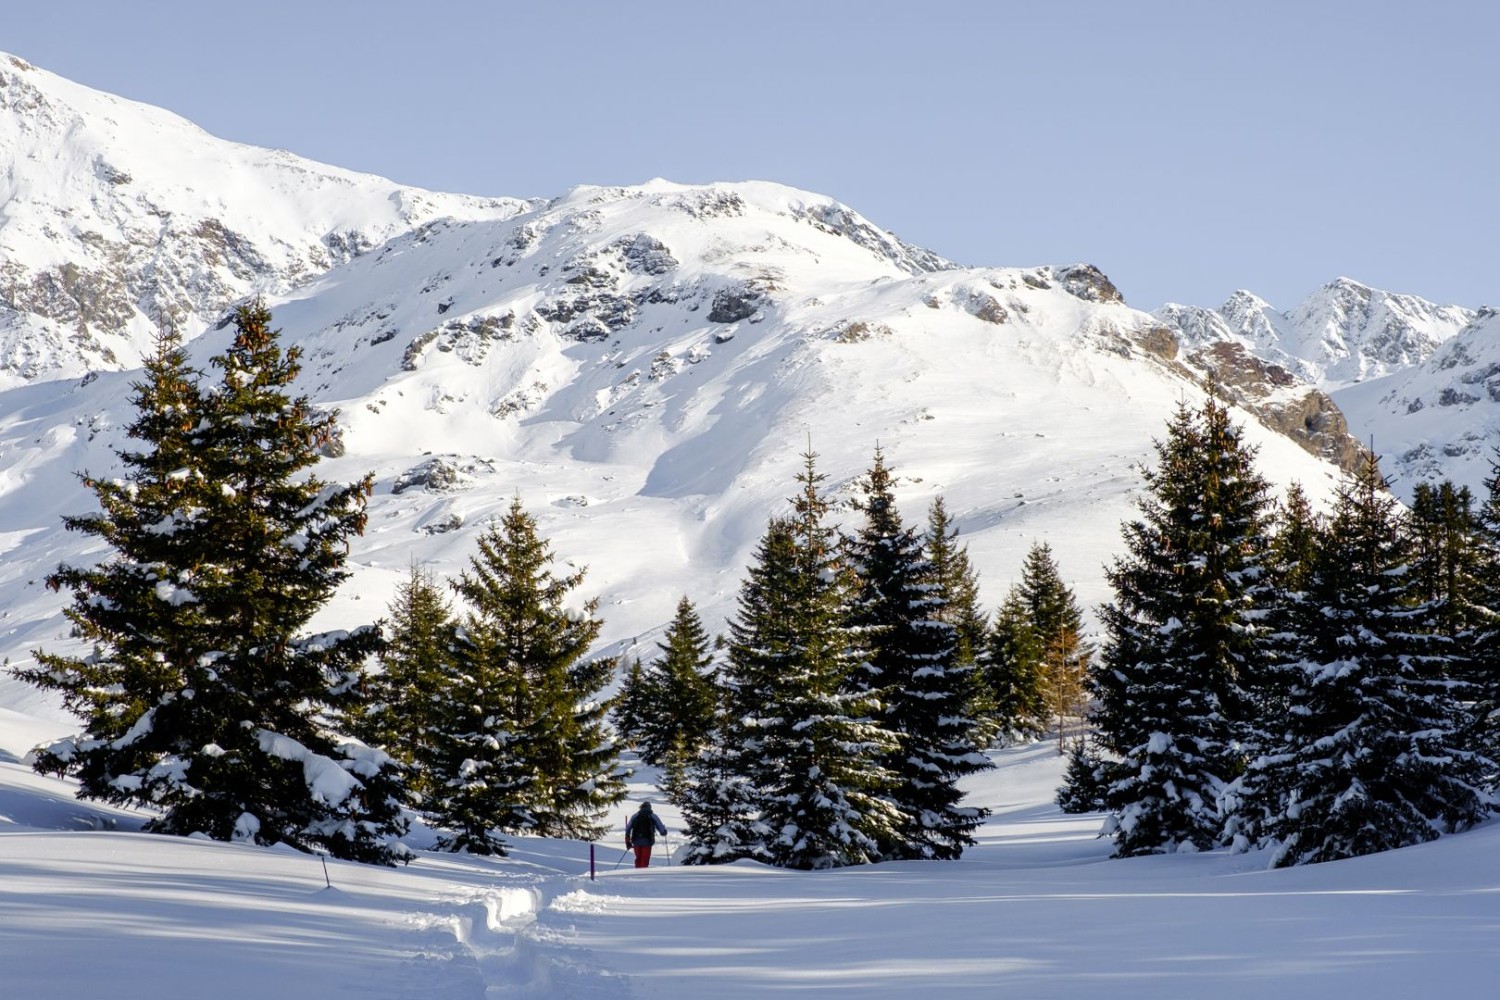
[0,53,536,386]
[0,51,1380,692]
[1334,307,1500,495]
[1156,278,1476,388]
[1187,341,1365,474]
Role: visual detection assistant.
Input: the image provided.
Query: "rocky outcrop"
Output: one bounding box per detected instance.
[1187,341,1365,473]
[1156,279,1476,388]
[1053,264,1124,305]
[0,54,535,383]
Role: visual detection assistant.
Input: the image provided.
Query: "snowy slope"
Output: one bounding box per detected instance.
[1334,306,1500,496]
[1157,278,1476,387]
[0,51,536,385]
[3,745,1497,999]
[0,56,1353,754]
[0,176,1356,733]
[0,53,1495,1000]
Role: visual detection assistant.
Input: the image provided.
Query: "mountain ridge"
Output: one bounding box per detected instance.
[0,50,538,385]
[0,51,1469,734]
[1155,277,1477,388]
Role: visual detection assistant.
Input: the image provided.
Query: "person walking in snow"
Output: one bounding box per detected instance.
[625,801,668,868]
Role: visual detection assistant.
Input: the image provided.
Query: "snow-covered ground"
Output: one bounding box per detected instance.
[3,50,1497,999]
[3,736,1495,999]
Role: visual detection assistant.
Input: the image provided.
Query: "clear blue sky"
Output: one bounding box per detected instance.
[6,1,1496,311]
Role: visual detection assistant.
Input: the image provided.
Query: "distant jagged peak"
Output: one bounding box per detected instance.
[1292,276,1473,329]
[1154,277,1478,388]
[1220,288,1277,317]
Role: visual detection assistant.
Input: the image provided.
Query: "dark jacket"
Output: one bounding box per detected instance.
[626,804,668,846]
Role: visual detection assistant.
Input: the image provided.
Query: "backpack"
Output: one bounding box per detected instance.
[628,810,656,845]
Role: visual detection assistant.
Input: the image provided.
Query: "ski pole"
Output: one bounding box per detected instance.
[612,848,631,870]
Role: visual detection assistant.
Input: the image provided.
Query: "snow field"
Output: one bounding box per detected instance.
[4,744,1497,999]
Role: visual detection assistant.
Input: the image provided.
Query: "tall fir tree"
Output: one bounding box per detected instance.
[22,328,206,773]
[1406,480,1490,768]
[1219,482,1324,850]
[672,523,794,866]
[1408,481,1487,641]
[610,658,658,757]
[988,542,1092,745]
[430,497,625,853]
[692,453,901,869]
[1472,451,1500,769]
[1246,455,1493,866]
[637,597,720,768]
[924,496,990,667]
[1091,395,1274,857]
[925,497,996,742]
[845,450,990,860]
[346,562,457,806]
[984,591,1048,741]
[21,306,407,864]
[1055,736,1109,814]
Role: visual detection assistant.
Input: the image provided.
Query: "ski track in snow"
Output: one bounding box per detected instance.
[5,748,1498,999]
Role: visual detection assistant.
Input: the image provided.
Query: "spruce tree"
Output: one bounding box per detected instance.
[1091,395,1273,857]
[1265,483,1321,597]
[346,562,457,806]
[926,496,996,743]
[1406,480,1490,768]
[989,542,1092,746]
[701,453,902,869]
[1472,452,1500,769]
[1056,737,1109,814]
[611,601,718,769]
[610,658,658,757]
[845,450,989,860]
[924,496,989,666]
[984,591,1048,741]
[672,523,794,866]
[23,328,207,777]
[22,306,407,864]
[635,597,720,768]
[1251,455,1493,866]
[1220,482,1323,851]
[1408,481,1486,641]
[430,497,625,853]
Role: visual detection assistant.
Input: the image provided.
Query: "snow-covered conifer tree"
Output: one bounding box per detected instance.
[924,496,989,668]
[989,542,1092,745]
[1092,395,1273,857]
[1251,456,1493,866]
[1472,453,1500,770]
[696,453,900,869]
[1219,482,1322,851]
[846,450,989,860]
[431,497,626,851]
[610,658,658,757]
[614,597,719,768]
[23,306,408,864]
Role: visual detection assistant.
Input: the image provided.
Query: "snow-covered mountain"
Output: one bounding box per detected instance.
[1156,278,1476,388]
[0,52,536,386]
[0,52,1366,730]
[1334,306,1500,495]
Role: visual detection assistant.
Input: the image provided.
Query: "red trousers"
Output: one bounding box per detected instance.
[632,845,653,868]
